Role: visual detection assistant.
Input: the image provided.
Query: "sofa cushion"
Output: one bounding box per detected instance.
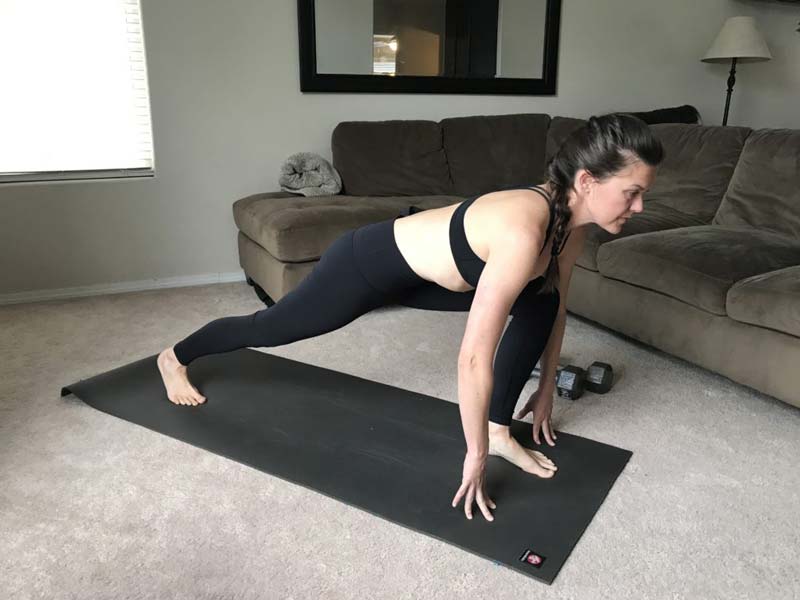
[331,120,453,196]
[233,192,463,262]
[727,266,800,338]
[545,116,585,164]
[713,128,800,240]
[596,226,800,315]
[577,201,707,271]
[646,124,751,222]
[439,113,550,197]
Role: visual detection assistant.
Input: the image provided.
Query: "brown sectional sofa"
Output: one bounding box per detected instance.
[233,113,800,409]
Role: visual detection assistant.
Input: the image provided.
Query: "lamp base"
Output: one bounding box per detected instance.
[722,57,737,126]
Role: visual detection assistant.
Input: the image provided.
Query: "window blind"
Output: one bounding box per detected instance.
[0,0,155,184]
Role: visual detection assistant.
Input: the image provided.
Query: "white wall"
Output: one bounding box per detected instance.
[0,0,796,300]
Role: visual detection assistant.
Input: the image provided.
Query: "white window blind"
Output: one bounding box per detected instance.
[0,0,155,184]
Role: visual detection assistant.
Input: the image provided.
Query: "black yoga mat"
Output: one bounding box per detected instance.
[61,348,632,584]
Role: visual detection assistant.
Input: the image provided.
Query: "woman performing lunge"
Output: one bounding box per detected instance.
[157,113,663,522]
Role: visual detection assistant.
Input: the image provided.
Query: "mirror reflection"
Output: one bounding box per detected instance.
[315,0,547,79]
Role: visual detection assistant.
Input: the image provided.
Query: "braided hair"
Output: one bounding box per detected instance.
[538,113,665,295]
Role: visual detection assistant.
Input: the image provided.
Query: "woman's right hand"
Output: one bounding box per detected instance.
[451,452,497,522]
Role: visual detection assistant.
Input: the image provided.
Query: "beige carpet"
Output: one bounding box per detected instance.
[1,282,798,599]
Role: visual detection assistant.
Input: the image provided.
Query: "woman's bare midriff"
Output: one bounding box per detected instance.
[393,188,556,292]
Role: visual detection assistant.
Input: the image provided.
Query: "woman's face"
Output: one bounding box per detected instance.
[581,160,658,233]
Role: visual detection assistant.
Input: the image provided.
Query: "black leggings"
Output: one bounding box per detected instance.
[173,218,560,426]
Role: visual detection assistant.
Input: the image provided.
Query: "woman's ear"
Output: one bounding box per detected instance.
[575,169,595,195]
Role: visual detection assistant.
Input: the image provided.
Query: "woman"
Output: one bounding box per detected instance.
[157,113,664,522]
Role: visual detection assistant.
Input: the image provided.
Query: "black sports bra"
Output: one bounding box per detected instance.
[448,184,571,288]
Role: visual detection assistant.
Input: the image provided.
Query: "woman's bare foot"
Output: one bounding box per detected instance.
[157,347,206,406]
[488,426,557,478]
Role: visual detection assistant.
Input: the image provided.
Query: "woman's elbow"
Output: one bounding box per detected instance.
[458,350,493,370]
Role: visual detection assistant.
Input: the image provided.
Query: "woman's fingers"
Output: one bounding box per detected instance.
[451,483,467,508]
[544,419,556,446]
[535,417,556,446]
[477,497,494,521]
[476,487,494,522]
[532,418,542,445]
[454,484,498,521]
[465,487,475,520]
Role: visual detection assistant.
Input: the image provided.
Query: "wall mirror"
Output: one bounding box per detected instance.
[298,0,561,94]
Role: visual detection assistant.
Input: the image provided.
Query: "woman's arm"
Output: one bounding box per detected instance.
[450,210,547,521]
[536,226,588,391]
[457,228,542,456]
[536,313,567,395]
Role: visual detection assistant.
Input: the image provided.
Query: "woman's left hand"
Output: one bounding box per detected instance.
[514,388,558,446]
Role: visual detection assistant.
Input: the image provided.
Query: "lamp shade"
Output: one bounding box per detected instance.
[701,16,772,63]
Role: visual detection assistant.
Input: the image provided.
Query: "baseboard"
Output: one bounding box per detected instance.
[0,271,247,306]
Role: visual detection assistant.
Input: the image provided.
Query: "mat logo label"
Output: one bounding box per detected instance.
[519,549,546,568]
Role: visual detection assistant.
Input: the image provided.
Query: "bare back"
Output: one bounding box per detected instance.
[393,188,558,292]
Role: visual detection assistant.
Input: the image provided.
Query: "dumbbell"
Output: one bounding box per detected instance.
[530,361,614,400]
[530,364,585,400]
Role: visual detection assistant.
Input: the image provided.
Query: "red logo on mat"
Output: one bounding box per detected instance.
[519,549,546,568]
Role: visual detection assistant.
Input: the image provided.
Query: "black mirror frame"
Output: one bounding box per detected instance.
[297,0,561,95]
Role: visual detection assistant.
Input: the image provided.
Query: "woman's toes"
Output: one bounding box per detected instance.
[530,463,550,477]
[529,449,553,464]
